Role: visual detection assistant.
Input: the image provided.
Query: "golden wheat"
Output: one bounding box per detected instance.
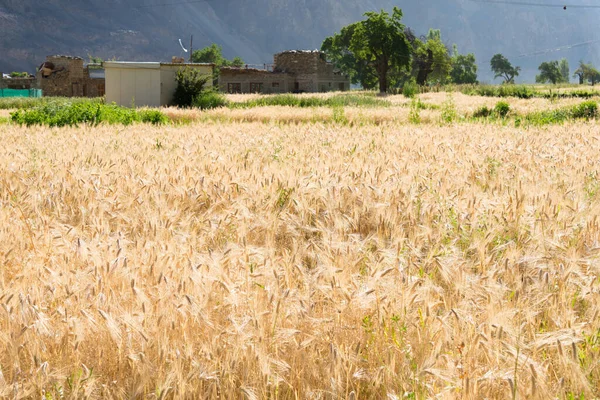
[1,101,600,398]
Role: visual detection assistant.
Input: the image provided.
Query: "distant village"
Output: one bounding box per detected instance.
[0,51,350,107]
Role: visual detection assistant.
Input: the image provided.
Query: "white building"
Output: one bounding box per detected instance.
[104,62,214,107]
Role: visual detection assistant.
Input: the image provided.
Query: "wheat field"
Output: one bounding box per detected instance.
[1,97,600,399]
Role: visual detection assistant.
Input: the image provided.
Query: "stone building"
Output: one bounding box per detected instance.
[36,55,105,97]
[0,74,36,90]
[219,50,349,94]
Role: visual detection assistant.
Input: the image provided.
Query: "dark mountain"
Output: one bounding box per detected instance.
[1,0,599,82]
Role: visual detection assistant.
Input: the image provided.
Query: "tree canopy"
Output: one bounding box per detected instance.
[574,61,600,85]
[450,45,477,84]
[192,44,244,85]
[559,58,570,83]
[321,24,378,90]
[490,54,520,84]
[535,61,563,84]
[322,7,411,93]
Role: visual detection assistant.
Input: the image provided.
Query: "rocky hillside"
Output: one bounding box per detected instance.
[1,0,599,82]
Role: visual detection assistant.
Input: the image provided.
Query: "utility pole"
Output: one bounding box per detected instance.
[189,35,193,63]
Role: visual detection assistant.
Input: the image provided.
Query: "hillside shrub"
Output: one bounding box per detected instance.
[173,67,210,108]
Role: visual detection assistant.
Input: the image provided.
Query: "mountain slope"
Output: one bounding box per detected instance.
[2,0,600,82]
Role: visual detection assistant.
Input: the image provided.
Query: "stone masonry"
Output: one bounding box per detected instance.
[37,56,105,97]
[219,50,349,94]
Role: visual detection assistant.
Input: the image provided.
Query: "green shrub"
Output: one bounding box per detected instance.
[229,94,390,109]
[473,106,492,118]
[194,91,228,110]
[10,99,168,127]
[571,100,598,119]
[494,101,510,118]
[440,94,457,124]
[409,98,421,124]
[403,79,419,98]
[173,67,210,108]
[138,109,169,125]
[332,106,348,125]
[524,100,598,125]
[9,71,29,78]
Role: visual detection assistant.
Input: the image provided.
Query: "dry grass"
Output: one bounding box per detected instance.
[1,98,600,399]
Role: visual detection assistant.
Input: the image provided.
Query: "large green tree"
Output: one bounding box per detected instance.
[322,7,411,93]
[535,61,563,84]
[490,54,520,84]
[409,30,452,85]
[321,24,378,90]
[450,45,478,84]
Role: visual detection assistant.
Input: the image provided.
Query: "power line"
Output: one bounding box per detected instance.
[517,39,600,57]
[468,0,600,8]
[133,0,206,8]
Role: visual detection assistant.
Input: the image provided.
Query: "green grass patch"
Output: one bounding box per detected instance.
[11,100,168,127]
[229,94,390,109]
[458,84,600,99]
[522,100,598,126]
[0,96,104,110]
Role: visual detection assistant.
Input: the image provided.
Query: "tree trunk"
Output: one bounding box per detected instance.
[378,69,388,93]
[376,58,388,93]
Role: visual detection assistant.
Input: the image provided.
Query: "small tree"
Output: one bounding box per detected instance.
[173,67,209,107]
[450,47,478,84]
[559,58,570,83]
[536,61,563,84]
[573,61,600,85]
[490,54,520,84]
[574,60,586,84]
[191,44,244,85]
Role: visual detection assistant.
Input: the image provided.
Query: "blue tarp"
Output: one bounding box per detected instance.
[0,88,42,98]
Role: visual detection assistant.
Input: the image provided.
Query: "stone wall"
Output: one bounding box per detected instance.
[218,51,349,94]
[274,50,349,93]
[219,68,293,94]
[0,77,36,90]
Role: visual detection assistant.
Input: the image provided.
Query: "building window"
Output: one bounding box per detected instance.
[250,83,263,93]
[272,82,279,88]
[228,83,241,94]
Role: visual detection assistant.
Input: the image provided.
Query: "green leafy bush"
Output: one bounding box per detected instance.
[10,100,168,127]
[473,106,492,118]
[402,79,419,98]
[138,109,170,125]
[193,91,228,110]
[440,94,457,124]
[173,67,210,108]
[494,101,510,118]
[571,100,598,119]
[409,98,421,124]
